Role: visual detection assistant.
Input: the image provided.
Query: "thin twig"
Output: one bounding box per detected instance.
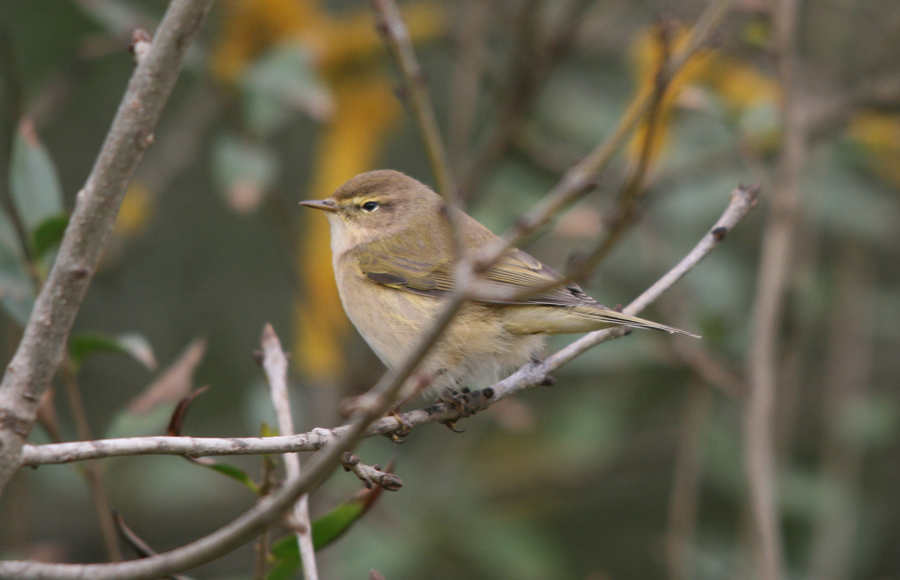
[665,383,713,580]
[743,0,807,578]
[447,0,490,171]
[60,362,123,562]
[497,22,679,302]
[0,289,471,579]
[369,0,467,261]
[341,453,402,491]
[667,340,744,400]
[113,514,192,580]
[370,0,454,199]
[807,246,874,580]
[259,325,317,580]
[20,183,759,469]
[0,0,214,494]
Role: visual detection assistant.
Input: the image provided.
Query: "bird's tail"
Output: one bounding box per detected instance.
[579,308,700,338]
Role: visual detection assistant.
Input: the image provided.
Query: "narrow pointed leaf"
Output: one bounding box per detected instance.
[0,207,34,325]
[194,459,260,494]
[69,331,157,371]
[266,485,386,580]
[9,125,63,233]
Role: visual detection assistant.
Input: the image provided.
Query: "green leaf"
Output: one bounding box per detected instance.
[69,331,157,371]
[196,460,261,494]
[31,212,69,258]
[241,42,333,137]
[267,537,300,580]
[104,405,175,439]
[310,499,366,549]
[0,207,35,325]
[9,126,63,233]
[266,497,370,580]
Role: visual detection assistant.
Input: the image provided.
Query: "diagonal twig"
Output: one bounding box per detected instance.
[370,0,454,199]
[370,0,466,260]
[258,325,317,580]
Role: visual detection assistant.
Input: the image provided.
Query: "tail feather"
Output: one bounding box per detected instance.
[582,308,700,338]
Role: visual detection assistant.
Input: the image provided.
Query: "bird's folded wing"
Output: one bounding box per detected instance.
[359,247,602,309]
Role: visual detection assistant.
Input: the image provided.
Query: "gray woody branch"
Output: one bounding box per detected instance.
[0,0,213,494]
[20,184,759,469]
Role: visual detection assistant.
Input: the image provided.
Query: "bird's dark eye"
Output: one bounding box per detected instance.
[361,201,380,213]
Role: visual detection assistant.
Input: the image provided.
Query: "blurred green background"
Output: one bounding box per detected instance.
[1,0,900,578]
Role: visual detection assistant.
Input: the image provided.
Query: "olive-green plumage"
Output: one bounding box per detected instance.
[302,170,696,394]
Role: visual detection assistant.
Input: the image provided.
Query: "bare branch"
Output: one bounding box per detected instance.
[447,0,490,171]
[0,0,214,494]
[370,0,454,200]
[259,325,317,580]
[665,383,713,580]
[369,0,466,261]
[341,453,402,491]
[743,0,808,577]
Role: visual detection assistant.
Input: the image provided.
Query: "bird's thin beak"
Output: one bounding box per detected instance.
[299,199,338,212]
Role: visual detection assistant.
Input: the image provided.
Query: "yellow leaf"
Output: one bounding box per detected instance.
[849,111,900,187]
[211,0,320,83]
[114,182,154,238]
[293,75,401,380]
[626,24,714,166]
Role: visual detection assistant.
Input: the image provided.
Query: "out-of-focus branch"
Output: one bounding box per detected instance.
[808,72,900,138]
[665,383,713,580]
[667,339,744,400]
[60,363,123,562]
[807,246,875,580]
[0,0,214,495]
[370,0,454,200]
[501,23,678,301]
[448,0,490,171]
[369,0,466,259]
[21,183,758,469]
[743,0,808,578]
[259,325,317,580]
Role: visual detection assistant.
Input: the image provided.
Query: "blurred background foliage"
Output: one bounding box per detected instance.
[1,0,900,578]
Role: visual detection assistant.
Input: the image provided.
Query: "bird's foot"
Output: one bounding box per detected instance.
[385,410,412,443]
[440,418,466,433]
[437,387,491,433]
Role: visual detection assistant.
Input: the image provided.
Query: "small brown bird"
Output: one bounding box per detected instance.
[302,170,696,395]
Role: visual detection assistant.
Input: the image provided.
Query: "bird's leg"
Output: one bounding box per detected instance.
[386,410,412,443]
[438,384,492,432]
[382,370,437,442]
